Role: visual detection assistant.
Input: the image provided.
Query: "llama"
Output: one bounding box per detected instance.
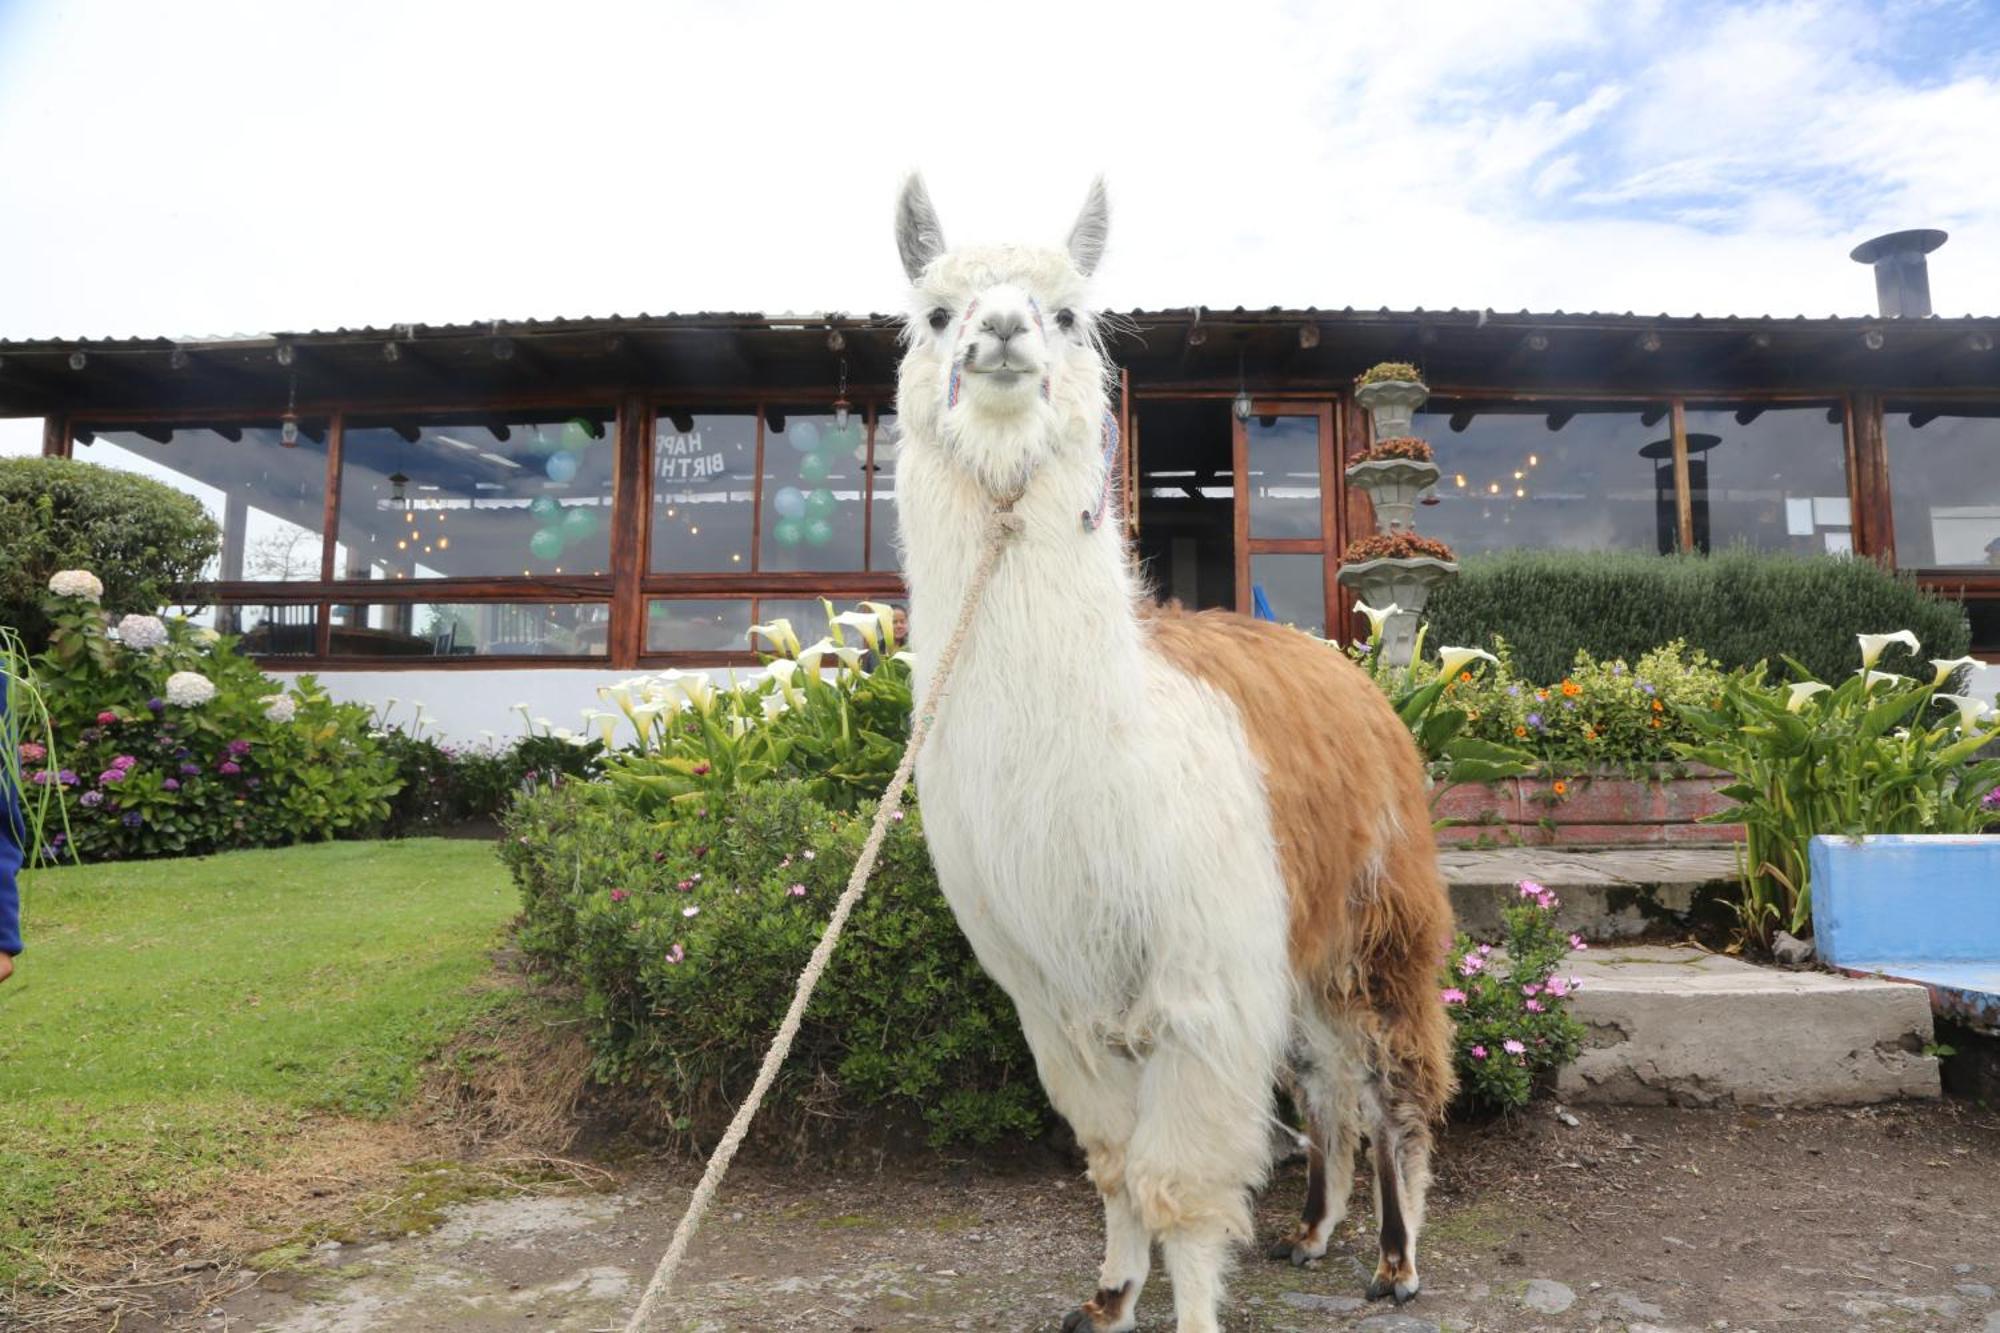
[890,175,1455,1333]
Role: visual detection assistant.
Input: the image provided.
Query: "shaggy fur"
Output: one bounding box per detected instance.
[890,176,1454,1333]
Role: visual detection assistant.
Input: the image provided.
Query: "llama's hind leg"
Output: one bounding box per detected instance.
[1267,1062,1361,1266]
[1361,1065,1438,1305]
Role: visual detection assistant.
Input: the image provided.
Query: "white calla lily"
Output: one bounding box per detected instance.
[1436,645,1499,680]
[727,714,754,739]
[1353,600,1401,639]
[1784,681,1832,712]
[759,691,789,720]
[797,637,837,674]
[860,601,900,652]
[581,708,619,747]
[1930,656,1980,688]
[1933,693,1995,731]
[1858,630,1920,669]
[830,610,884,650]
[891,649,916,667]
[1863,670,1909,691]
[750,618,801,657]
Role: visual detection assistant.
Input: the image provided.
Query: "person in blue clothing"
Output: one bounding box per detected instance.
[1,672,25,985]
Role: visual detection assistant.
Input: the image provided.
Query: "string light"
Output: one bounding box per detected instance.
[1454,474,1467,488]
[1488,483,1500,495]
[1515,487,1526,498]
[1529,453,1539,467]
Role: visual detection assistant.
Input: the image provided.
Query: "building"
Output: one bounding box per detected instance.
[3,235,1996,735]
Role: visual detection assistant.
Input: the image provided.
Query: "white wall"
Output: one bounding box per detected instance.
[266,666,630,744]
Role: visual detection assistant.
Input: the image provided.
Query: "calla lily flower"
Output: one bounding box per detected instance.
[759,691,789,720]
[750,618,802,658]
[1930,656,1980,688]
[1858,630,1920,669]
[1933,693,1995,731]
[581,708,619,747]
[798,637,862,675]
[891,649,916,667]
[1784,681,1832,712]
[830,610,884,650]
[1862,670,1909,691]
[860,601,900,653]
[727,715,754,739]
[666,671,716,713]
[1353,600,1401,639]
[1436,646,1499,679]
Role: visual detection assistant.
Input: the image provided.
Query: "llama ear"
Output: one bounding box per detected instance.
[1066,177,1110,276]
[895,174,947,282]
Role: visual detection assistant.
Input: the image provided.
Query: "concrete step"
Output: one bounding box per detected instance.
[1442,846,1737,942]
[1556,945,1941,1108]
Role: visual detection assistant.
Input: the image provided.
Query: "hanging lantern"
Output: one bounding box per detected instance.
[388,472,410,508]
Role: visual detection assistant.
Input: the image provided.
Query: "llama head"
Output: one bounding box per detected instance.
[893,174,1111,499]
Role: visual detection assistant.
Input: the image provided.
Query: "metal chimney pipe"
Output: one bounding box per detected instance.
[1849,229,1947,318]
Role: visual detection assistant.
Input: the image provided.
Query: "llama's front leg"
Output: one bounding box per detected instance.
[1060,1180,1148,1333]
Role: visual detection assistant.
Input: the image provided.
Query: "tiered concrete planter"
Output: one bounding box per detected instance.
[1434,765,1744,846]
[1344,457,1439,534]
[1354,378,1429,439]
[1336,555,1457,666]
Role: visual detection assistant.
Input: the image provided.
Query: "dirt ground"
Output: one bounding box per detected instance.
[71,1097,2000,1333]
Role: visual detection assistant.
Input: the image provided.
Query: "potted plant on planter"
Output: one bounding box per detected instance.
[1337,531,1459,667]
[1355,361,1429,440]
[1346,435,1439,534]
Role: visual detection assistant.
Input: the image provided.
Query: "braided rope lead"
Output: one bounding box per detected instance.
[622,499,1025,1333]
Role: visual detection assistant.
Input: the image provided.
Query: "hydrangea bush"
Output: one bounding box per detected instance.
[25,572,398,861]
[1444,880,1586,1111]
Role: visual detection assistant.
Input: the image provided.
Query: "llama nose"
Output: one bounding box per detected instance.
[980,309,1027,343]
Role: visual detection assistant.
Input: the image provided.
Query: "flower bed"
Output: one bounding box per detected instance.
[1434,765,1742,846]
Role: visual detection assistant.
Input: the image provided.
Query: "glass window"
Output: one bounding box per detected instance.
[1250,553,1325,637]
[326,601,607,658]
[868,411,900,571]
[645,599,752,654]
[77,421,331,582]
[652,410,756,573]
[1246,415,1322,539]
[337,410,613,580]
[1966,598,2000,654]
[225,602,320,656]
[761,409,867,572]
[1682,403,1849,555]
[1411,401,1669,554]
[1885,404,2000,569]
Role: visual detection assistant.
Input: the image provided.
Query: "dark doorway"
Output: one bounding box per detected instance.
[1133,401,1235,611]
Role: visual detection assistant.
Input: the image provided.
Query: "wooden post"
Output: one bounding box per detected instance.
[1670,398,1695,554]
[609,394,649,668]
[1850,393,1895,566]
[41,415,66,458]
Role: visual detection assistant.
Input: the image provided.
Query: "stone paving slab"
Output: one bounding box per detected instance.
[1558,943,1941,1107]
[1441,847,1739,941]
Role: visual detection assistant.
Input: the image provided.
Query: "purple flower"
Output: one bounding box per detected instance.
[57,769,77,786]
[147,697,165,715]
[1526,712,1543,728]
[246,777,261,789]
[1983,787,2000,811]
[29,769,52,786]
[122,811,143,829]
[1639,681,1656,695]
[99,769,127,785]
[1563,700,1577,711]
[162,778,181,791]
[226,739,252,756]
[1507,684,1521,696]
[219,761,242,776]
[112,755,137,771]
[80,790,104,808]
[179,763,201,776]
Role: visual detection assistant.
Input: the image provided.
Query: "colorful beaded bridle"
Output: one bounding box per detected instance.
[943,295,1121,532]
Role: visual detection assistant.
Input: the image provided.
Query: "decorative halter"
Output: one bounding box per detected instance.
[943,296,1120,533]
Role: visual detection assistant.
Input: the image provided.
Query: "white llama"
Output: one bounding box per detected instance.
[890,176,1455,1333]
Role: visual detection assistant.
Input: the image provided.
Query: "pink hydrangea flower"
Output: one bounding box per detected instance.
[96,711,119,725]
[1503,1039,1526,1055]
[219,761,242,775]
[112,755,137,771]
[18,742,45,763]
[665,943,685,964]
[1439,987,1467,1004]
[1470,1045,1488,1060]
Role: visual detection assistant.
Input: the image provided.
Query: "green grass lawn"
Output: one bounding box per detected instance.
[0,839,516,1288]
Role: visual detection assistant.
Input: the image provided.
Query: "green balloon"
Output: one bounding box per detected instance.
[529,495,561,520]
[772,516,805,547]
[529,527,565,560]
[560,505,599,538]
[804,518,834,547]
[561,417,596,450]
[824,422,863,455]
[799,451,831,484]
[804,487,836,520]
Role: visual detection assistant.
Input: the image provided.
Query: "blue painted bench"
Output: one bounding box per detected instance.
[1810,834,2000,1034]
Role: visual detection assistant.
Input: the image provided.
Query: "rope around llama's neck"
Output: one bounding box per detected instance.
[621,495,1027,1333]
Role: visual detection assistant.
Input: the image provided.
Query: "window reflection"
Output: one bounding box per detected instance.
[1246,416,1322,539]
[646,599,752,654]
[868,411,900,571]
[1885,404,2000,569]
[1410,401,1667,554]
[1683,403,1849,555]
[1250,553,1325,636]
[326,602,607,657]
[79,422,331,582]
[761,409,866,572]
[226,603,320,656]
[652,410,756,573]
[338,411,614,579]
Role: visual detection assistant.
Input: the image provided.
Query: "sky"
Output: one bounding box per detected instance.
[3,0,1998,456]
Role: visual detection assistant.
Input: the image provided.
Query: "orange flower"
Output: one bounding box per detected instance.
[1583,724,1598,739]
[1650,718,1663,729]
[1561,679,1582,697]
[1552,780,1569,797]
[1651,698,1664,713]
[1515,725,1528,738]
[1535,689,1549,702]
[1459,671,1473,684]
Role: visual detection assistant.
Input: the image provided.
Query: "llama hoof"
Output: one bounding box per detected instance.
[1059,1307,1130,1333]
[1365,1273,1421,1304]
[1059,1282,1136,1333]
[1265,1238,1320,1267]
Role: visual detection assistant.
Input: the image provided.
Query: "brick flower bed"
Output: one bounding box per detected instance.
[1435,765,1743,847]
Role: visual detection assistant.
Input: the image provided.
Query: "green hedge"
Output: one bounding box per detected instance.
[499,779,1046,1147]
[0,457,220,648]
[1422,549,1971,684]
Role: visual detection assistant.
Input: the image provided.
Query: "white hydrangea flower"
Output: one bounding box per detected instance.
[115,613,169,650]
[262,693,298,723]
[194,627,221,646]
[47,569,104,601]
[165,670,217,707]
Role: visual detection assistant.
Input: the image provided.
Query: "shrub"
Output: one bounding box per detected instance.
[1344,532,1457,563]
[374,726,603,836]
[499,780,1044,1147]
[1356,361,1423,387]
[24,581,396,861]
[1444,881,1586,1111]
[0,458,221,649]
[1423,547,1972,684]
[1353,436,1435,464]
[1676,640,2000,950]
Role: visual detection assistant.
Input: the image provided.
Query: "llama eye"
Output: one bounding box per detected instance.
[926,307,950,333]
[1055,308,1076,331]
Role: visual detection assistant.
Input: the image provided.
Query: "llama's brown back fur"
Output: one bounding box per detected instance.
[1144,606,1457,1116]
